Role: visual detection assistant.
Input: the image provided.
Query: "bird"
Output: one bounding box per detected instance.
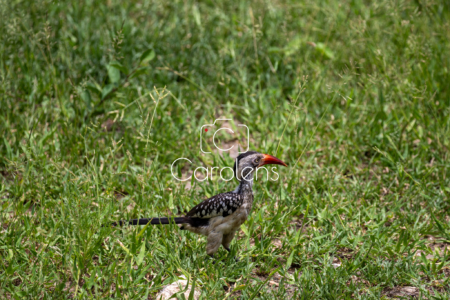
[112,151,287,259]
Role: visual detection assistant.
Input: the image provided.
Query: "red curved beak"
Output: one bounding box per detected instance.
[259,154,288,167]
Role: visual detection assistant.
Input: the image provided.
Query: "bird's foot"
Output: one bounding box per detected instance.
[224,247,239,262]
[208,254,217,264]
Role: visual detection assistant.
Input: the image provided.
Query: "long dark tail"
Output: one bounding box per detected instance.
[111,217,188,227]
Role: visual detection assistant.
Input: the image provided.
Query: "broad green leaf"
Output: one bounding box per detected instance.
[241,224,249,236]
[7,249,13,261]
[169,193,174,210]
[101,83,115,99]
[3,137,12,157]
[316,42,335,59]
[81,90,92,111]
[109,61,128,74]
[107,64,120,83]
[140,49,155,65]
[136,242,146,266]
[286,249,294,269]
[86,82,102,96]
[192,5,201,27]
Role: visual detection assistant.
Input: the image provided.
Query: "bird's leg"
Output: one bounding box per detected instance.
[222,231,239,261]
[206,230,223,264]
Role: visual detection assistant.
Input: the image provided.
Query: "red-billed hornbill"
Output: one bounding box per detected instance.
[113,151,287,259]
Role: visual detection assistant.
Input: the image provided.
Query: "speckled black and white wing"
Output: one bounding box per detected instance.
[186,192,243,219]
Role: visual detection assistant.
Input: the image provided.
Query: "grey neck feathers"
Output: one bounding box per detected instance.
[233,177,254,194]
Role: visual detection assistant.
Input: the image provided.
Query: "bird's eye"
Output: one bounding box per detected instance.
[254,158,260,164]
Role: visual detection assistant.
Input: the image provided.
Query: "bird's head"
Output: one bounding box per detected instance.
[233,151,288,181]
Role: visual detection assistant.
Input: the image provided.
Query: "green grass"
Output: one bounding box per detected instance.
[1,0,450,298]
